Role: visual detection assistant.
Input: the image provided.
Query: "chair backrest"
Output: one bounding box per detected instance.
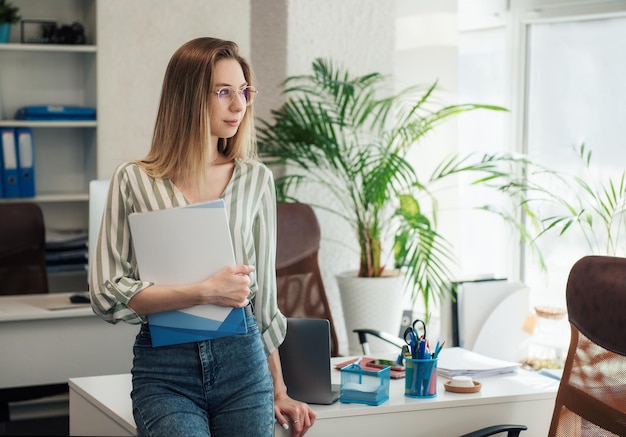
[548,255,626,437]
[0,202,48,295]
[275,202,339,356]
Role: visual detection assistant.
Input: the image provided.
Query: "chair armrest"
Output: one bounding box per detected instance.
[459,424,527,437]
[353,329,405,354]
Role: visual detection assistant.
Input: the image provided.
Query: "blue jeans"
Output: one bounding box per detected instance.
[131,314,274,437]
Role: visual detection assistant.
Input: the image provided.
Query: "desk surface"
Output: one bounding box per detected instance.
[0,292,93,322]
[1,292,136,390]
[69,357,559,437]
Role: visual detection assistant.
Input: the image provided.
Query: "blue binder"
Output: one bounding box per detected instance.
[1,128,20,198]
[15,105,96,121]
[16,127,36,197]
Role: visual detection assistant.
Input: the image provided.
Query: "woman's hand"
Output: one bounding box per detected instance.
[201,264,254,307]
[274,392,316,436]
[128,264,254,316]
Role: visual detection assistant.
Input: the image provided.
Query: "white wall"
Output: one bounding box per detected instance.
[96,0,251,178]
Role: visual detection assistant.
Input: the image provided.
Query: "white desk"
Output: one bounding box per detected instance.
[69,357,559,437]
[0,293,136,390]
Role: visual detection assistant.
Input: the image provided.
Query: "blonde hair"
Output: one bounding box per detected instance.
[138,37,257,186]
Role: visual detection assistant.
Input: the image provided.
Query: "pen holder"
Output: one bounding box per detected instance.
[340,363,390,406]
[405,357,438,398]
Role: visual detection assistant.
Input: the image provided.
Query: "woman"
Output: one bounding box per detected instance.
[89,37,316,436]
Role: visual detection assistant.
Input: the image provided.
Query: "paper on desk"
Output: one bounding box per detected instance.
[437,347,520,378]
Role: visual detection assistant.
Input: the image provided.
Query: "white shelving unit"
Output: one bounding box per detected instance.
[0,0,97,292]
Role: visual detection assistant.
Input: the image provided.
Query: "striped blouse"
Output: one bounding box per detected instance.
[89,160,287,355]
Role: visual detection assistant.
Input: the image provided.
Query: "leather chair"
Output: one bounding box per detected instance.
[0,202,48,295]
[275,202,339,357]
[547,255,626,436]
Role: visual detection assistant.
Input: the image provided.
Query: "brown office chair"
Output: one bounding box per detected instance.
[276,202,339,357]
[0,202,49,295]
[547,255,626,436]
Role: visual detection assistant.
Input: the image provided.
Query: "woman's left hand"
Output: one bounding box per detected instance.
[274,393,316,436]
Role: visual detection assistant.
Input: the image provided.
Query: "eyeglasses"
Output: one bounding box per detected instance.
[214,86,258,107]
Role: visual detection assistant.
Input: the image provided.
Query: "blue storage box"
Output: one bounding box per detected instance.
[340,363,390,406]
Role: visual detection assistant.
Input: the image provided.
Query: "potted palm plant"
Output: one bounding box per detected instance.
[257,59,512,352]
[0,0,20,43]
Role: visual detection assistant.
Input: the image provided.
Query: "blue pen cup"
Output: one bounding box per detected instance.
[404,358,437,398]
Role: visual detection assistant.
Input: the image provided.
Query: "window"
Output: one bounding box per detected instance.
[458,1,626,306]
[524,13,626,306]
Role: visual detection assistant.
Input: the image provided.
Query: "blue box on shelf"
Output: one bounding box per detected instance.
[340,363,390,406]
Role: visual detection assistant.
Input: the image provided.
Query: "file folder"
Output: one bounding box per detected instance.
[15,105,96,121]
[16,127,36,197]
[128,199,247,347]
[1,128,20,198]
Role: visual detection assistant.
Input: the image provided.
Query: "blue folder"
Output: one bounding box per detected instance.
[15,105,96,121]
[148,306,247,347]
[1,128,20,198]
[16,127,36,197]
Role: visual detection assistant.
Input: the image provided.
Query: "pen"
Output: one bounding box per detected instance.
[433,340,445,358]
[417,338,426,359]
[431,339,440,358]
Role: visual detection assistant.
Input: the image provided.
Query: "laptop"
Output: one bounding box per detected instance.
[279,318,340,404]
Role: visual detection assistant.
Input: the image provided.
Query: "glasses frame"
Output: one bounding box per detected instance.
[213,85,258,107]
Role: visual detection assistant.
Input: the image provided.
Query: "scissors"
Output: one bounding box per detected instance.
[411,319,427,343]
[408,319,429,359]
[403,326,418,358]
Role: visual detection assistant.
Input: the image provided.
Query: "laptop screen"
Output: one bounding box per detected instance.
[279,318,339,405]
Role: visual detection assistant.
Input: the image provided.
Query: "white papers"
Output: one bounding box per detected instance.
[129,200,235,288]
[437,347,520,378]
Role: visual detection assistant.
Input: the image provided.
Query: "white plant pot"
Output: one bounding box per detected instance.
[337,271,406,355]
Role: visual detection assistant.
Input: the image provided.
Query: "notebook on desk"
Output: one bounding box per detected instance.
[279,318,340,405]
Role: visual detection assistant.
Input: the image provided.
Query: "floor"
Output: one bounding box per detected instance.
[0,416,69,436]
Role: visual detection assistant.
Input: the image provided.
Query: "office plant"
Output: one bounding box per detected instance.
[257,58,515,317]
[0,0,20,24]
[487,143,626,259]
[0,0,20,44]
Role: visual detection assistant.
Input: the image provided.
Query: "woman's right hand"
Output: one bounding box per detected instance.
[128,264,255,316]
[202,264,255,308]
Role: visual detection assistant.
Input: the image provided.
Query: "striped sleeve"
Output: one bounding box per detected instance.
[227,160,286,355]
[88,163,152,324]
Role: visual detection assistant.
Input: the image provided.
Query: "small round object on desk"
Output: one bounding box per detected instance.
[444,379,482,393]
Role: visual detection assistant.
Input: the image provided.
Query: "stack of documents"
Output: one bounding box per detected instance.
[45,229,88,273]
[128,199,247,347]
[437,347,520,378]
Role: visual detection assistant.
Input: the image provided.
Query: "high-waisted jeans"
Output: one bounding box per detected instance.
[131,313,274,437]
